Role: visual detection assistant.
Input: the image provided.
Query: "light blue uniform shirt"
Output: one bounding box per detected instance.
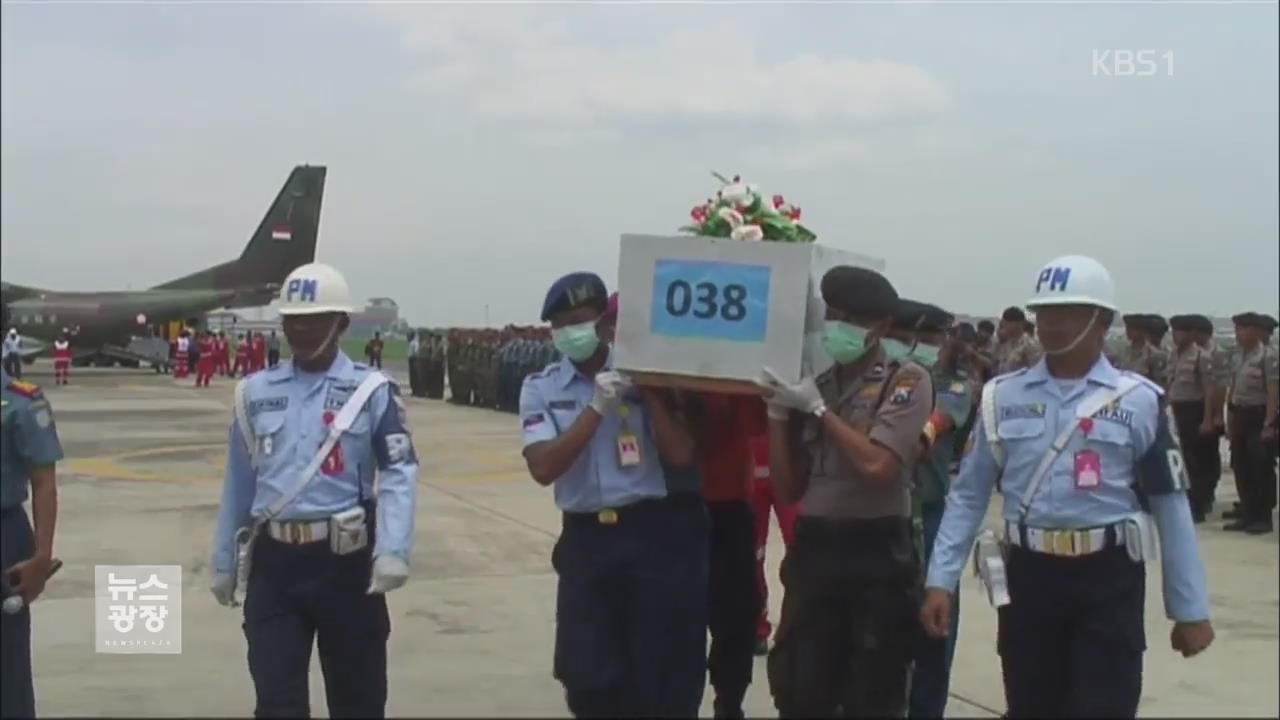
[211,352,419,574]
[927,356,1211,622]
[1,370,64,509]
[519,351,668,512]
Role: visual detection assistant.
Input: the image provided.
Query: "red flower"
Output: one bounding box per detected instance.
[772,194,785,209]
[789,206,802,221]
[691,206,707,222]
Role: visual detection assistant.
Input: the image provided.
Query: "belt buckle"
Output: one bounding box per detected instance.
[288,524,302,544]
[1052,530,1077,557]
[597,509,619,525]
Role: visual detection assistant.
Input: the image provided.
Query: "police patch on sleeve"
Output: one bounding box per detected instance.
[888,375,919,406]
[385,433,413,464]
[34,406,52,429]
[523,412,546,429]
[1135,399,1188,495]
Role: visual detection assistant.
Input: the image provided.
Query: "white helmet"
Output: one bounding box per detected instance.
[1025,255,1116,312]
[277,262,355,315]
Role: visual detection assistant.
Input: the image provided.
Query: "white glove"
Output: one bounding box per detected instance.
[764,397,791,421]
[756,367,824,415]
[211,572,235,607]
[367,555,409,595]
[589,370,632,415]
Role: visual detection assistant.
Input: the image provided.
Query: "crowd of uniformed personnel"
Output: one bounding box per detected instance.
[2,254,1277,720]
[430,326,559,412]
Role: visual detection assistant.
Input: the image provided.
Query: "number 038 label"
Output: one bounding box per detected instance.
[649,259,771,343]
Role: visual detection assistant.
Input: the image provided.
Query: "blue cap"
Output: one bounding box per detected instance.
[541,272,608,322]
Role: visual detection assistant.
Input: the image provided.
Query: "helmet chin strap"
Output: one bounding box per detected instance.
[1043,309,1099,357]
[305,317,342,362]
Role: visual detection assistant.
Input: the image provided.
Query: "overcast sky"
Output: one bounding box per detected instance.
[3,2,1277,327]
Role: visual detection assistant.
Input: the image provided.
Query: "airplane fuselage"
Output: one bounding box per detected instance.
[4,287,238,347]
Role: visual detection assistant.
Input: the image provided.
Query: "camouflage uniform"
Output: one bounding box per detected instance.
[992,334,1042,376]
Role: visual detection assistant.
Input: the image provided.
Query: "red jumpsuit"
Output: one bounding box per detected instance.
[174,337,190,379]
[53,340,72,385]
[216,338,231,376]
[252,336,267,373]
[233,341,249,377]
[750,430,797,642]
[196,337,216,387]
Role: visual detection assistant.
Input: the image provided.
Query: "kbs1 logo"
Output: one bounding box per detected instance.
[1092,50,1174,77]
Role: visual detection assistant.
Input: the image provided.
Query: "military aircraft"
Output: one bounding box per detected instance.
[1,165,326,366]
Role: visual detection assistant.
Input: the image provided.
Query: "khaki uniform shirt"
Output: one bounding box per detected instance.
[994,335,1042,376]
[1167,344,1214,403]
[798,346,933,519]
[1230,345,1278,407]
[1116,342,1167,386]
[1207,339,1233,389]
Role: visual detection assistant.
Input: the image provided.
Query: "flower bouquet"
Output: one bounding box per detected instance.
[679,172,817,243]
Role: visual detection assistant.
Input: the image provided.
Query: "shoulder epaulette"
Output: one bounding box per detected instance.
[6,380,42,398]
[1118,369,1163,396]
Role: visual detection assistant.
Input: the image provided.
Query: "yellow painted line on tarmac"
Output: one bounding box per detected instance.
[62,443,228,484]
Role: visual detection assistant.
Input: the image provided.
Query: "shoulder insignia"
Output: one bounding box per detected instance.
[1119,370,1163,397]
[6,380,42,398]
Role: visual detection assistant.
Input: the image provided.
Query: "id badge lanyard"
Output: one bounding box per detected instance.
[616,402,642,468]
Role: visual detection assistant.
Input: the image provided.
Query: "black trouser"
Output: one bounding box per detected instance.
[767,515,920,718]
[1171,400,1221,515]
[2,354,21,379]
[707,500,763,712]
[268,349,280,367]
[1,507,36,719]
[999,545,1144,719]
[427,365,444,399]
[244,532,390,718]
[1228,405,1278,524]
[553,496,709,718]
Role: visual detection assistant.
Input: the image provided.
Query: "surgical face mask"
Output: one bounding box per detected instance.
[822,320,870,365]
[910,343,941,367]
[552,321,601,362]
[882,337,913,362]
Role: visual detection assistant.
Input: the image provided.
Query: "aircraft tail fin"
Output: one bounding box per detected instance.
[153,165,326,294]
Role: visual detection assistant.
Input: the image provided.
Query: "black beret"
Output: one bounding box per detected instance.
[1168,315,1195,332]
[820,266,898,318]
[1232,311,1265,329]
[1146,314,1167,332]
[893,299,953,333]
[977,319,995,332]
[1262,314,1279,332]
[1190,315,1214,334]
[1122,313,1146,326]
[540,272,608,322]
[1001,306,1026,323]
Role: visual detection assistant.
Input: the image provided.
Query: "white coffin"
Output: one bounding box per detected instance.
[614,234,886,388]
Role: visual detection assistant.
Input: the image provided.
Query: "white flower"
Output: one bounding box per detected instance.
[731,224,765,242]
[717,206,745,228]
[720,182,752,207]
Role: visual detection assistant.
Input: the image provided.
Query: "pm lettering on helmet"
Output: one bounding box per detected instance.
[1035,267,1071,293]
[286,278,319,303]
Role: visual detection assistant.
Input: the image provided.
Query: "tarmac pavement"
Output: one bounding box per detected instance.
[14,361,1280,717]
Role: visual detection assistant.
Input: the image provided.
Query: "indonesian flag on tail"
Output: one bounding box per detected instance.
[271,227,292,242]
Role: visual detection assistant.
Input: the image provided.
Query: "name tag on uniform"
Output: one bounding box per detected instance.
[617,431,642,468]
[1074,450,1102,490]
